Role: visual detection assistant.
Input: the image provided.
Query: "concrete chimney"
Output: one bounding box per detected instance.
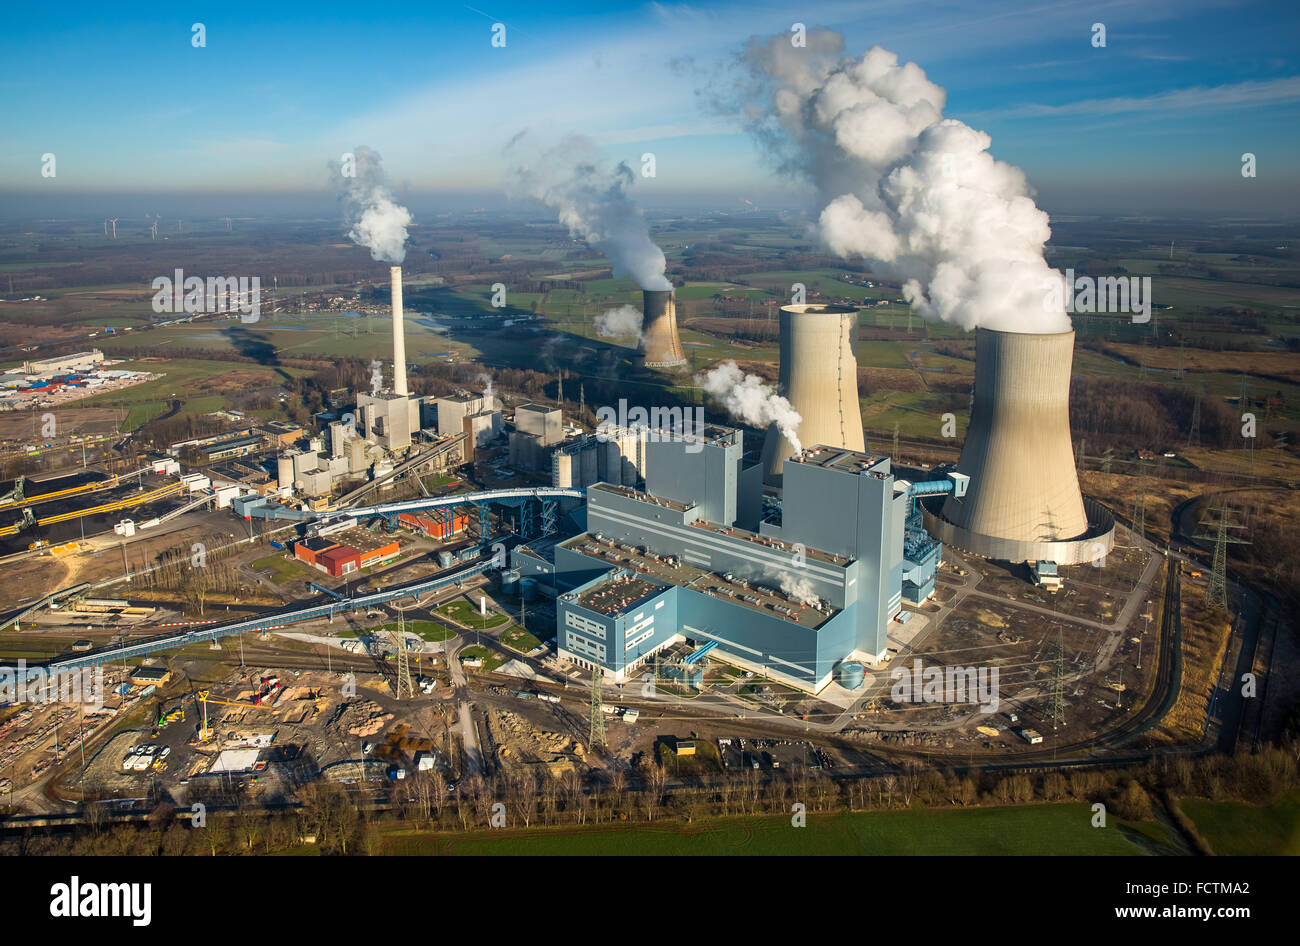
[760,304,865,487]
[390,265,408,396]
[924,328,1114,565]
[638,289,687,369]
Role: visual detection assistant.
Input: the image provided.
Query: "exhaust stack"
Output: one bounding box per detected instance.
[924,328,1114,565]
[760,304,865,487]
[390,265,407,396]
[638,289,687,369]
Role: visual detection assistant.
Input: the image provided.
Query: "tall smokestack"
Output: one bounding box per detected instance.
[924,328,1114,564]
[390,265,407,396]
[760,304,865,487]
[638,289,686,369]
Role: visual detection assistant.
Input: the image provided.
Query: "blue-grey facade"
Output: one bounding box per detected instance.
[550,432,910,694]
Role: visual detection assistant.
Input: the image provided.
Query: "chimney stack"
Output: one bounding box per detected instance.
[390,265,407,396]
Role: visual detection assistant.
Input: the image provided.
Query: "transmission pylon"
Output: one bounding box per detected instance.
[394,608,415,699]
[1195,502,1250,611]
[1100,447,1114,476]
[892,422,900,462]
[1131,460,1149,541]
[1186,392,1202,447]
[588,665,606,750]
[1049,629,1066,732]
[1076,437,1085,474]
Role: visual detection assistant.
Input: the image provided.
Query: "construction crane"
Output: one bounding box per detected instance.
[195,689,262,742]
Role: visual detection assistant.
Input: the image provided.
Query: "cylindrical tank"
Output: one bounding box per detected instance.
[619,430,640,486]
[437,550,454,568]
[553,451,573,488]
[276,456,293,489]
[520,577,538,602]
[760,304,866,487]
[837,660,866,689]
[638,289,687,369]
[579,443,598,487]
[600,439,620,485]
[939,329,1089,548]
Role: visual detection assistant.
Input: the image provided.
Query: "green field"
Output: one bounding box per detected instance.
[438,600,508,629]
[499,626,542,653]
[375,619,456,643]
[1180,791,1300,856]
[251,553,313,585]
[377,804,1166,856]
[457,644,505,672]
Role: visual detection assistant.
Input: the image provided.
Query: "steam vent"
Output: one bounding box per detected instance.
[637,289,687,369]
[760,304,866,487]
[924,327,1115,565]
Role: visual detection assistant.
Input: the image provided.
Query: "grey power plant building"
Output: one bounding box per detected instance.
[761,304,866,487]
[543,425,911,693]
[923,328,1115,565]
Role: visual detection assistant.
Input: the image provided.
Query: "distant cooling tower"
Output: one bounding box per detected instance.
[760,304,865,487]
[924,328,1115,565]
[390,265,408,396]
[638,289,687,369]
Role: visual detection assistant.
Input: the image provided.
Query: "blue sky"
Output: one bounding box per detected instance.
[3,0,1298,215]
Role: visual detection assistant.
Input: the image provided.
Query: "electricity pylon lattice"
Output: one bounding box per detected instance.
[1131,460,1149,541]
[394,608,415,699]
[1195,502,1251,611]
[1187,392,1202,447]
[589,666,606,750]
[1049,629,1066,732]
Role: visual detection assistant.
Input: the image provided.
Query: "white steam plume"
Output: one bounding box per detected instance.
[595,304,644,340]
[698,361,801,453]
[336,146,412,264]
[774,571,820,608]
[506,133,672,291]
[729,33,1069,333]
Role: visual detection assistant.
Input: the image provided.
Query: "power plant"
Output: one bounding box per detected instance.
[637,289,687,369]
[923,328,1114,566]
[760,304,866,487]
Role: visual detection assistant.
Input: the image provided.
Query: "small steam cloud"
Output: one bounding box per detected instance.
[595,304,644,340]
[774,571,820,608]
[336,146,412,264]
[506,133,672,291]
[698,361,801,453]
[726,33,1069,334]
[477,372,496,407]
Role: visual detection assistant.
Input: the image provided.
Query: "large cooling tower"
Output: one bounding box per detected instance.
[925,327,1114,565]
[760,304,866,487]
[638,289,687,369]
[390,265,408,396]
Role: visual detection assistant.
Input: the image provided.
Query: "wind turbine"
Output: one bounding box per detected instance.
[149,220,158,239]
[103,219,109,237]
[109,218,118,238]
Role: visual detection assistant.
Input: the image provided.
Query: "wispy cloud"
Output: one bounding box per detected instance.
[977,76,1300,119]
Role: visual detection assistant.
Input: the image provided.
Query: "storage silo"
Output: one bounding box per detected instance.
[760,304,866,487]
[579,441,599,487]
[552,451,573,489]
[276,455,294,490]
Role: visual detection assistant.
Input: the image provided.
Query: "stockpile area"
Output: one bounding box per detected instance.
[487,708,585,777]
[325,699,393,739]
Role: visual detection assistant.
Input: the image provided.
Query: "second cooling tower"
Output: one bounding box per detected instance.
[924,328,1114,565]
[760,304,865,487]
[638,289,687,369]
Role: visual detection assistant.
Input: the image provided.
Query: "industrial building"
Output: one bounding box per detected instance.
[508,402,564,472]
[435,392,502,447]
[398,509,469,540]
[529,423,916,694]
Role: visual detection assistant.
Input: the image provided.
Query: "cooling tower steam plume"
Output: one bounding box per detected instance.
[337,145,412,264]
[596,304,643,340]
[699,361,802,453]
[730,33,1069,334]
[506,133,671,291]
